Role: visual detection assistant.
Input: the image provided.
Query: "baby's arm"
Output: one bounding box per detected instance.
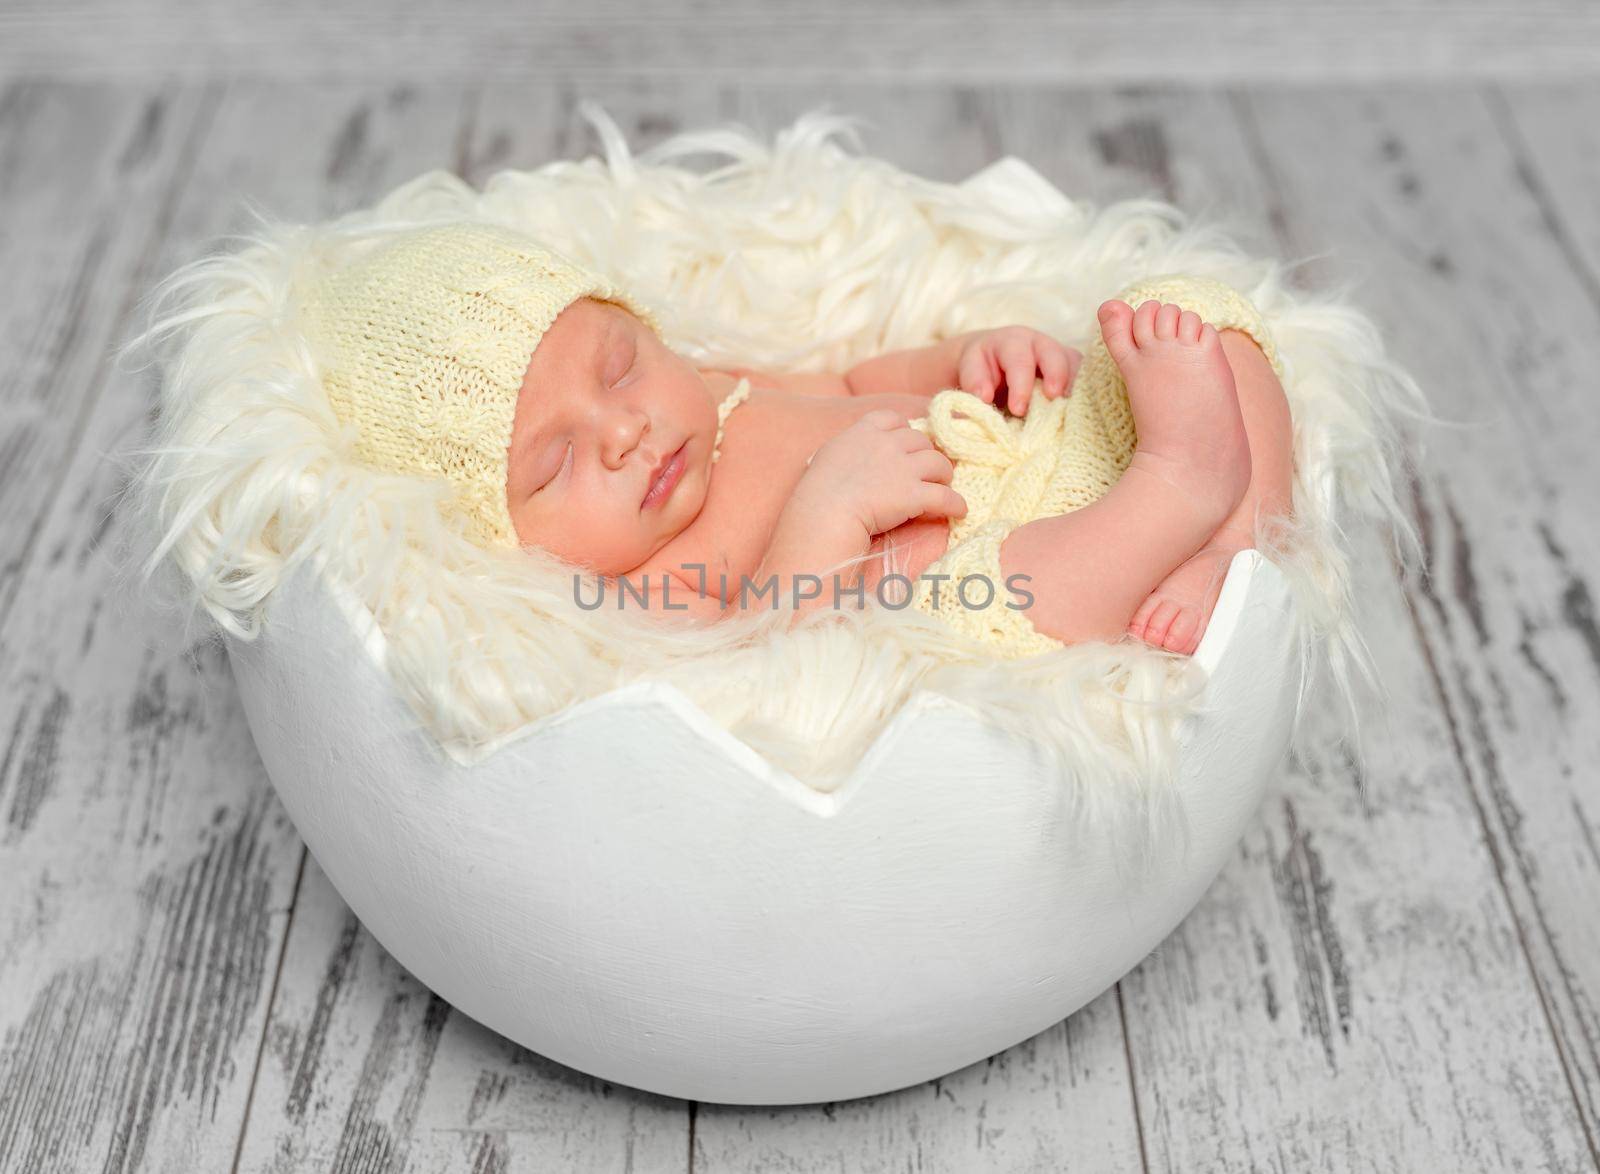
[740,495,874,617]
[649,500,871,626]
[664,499,871,625]
[741,407,966,621]
[660,412,961,626]
[843,331,982,398]
[845,327,1079,419]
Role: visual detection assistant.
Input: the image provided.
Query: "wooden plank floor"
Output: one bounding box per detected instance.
[6,2,1600,84]
[1,78,1597,1173]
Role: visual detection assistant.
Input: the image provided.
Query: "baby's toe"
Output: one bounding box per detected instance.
[1142,598,1182,648]
[1178,309,1202,344]
[1155,302,1181,340]
[1098,300,1138,367]
[1132,299,1161,347]
[1160,605,1201,655]
[1127,590,1161,642]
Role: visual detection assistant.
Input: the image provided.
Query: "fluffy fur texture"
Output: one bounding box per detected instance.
[110,102,1430,840]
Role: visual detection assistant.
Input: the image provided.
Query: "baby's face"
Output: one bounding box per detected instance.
[506,297,716,575]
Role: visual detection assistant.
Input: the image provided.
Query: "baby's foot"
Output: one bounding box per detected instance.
[1097,298,1252,532]
[1127,522,1254,655]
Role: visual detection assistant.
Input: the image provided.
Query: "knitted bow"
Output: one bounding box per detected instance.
[908,388,1073,535]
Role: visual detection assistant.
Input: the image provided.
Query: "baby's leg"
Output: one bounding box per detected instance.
[997,299,1252,647]
[1127,327,1295,653]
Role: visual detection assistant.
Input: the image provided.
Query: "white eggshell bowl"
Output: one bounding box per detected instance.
[224,540,1300,1106]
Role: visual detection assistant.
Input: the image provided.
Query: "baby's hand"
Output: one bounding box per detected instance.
[799,410,967,538]
[957,326,1081,418]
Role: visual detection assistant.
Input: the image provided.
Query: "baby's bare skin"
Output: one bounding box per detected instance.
[506,296,1292,654]
[649,376,948,601]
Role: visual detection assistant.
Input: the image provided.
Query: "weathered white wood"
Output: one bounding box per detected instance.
[1130,533,1590,1172]
[983,83,1599,1170]
[728,87,1001,186]
[235,857,696,1174]
[0,78,497,1174]
[4,2,1600,83]
[1506,83,1600,299]
[0,80,183,622]
[1243,81,1600,1164]
[691,989,1142,1173]
[0,79,309,1174]
[457,81,730,190]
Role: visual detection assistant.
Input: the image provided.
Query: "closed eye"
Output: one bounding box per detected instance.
[533,333,636,494]
[533,442,571,495]
[614,345,639,386]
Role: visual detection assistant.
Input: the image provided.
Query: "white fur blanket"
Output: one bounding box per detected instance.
[113,102,1428,815]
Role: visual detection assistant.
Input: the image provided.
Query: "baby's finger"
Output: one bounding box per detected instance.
[999,337,1037,416]
[922,483,968,520]
[912,448,955,483]
[1037,342,1073,399]
[958,345,996,402]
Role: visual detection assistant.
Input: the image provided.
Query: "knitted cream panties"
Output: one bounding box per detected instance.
[902,274,1288,659]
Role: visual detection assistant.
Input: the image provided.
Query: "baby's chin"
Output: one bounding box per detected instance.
[590,523,690,580]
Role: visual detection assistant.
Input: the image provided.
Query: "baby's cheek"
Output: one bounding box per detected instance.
[599,514,656,576]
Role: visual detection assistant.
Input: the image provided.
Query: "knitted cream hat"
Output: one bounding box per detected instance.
[297,220,663,550]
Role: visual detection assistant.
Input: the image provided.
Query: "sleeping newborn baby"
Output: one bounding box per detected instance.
[506,291,1292,656]
[302,221,1294,658]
